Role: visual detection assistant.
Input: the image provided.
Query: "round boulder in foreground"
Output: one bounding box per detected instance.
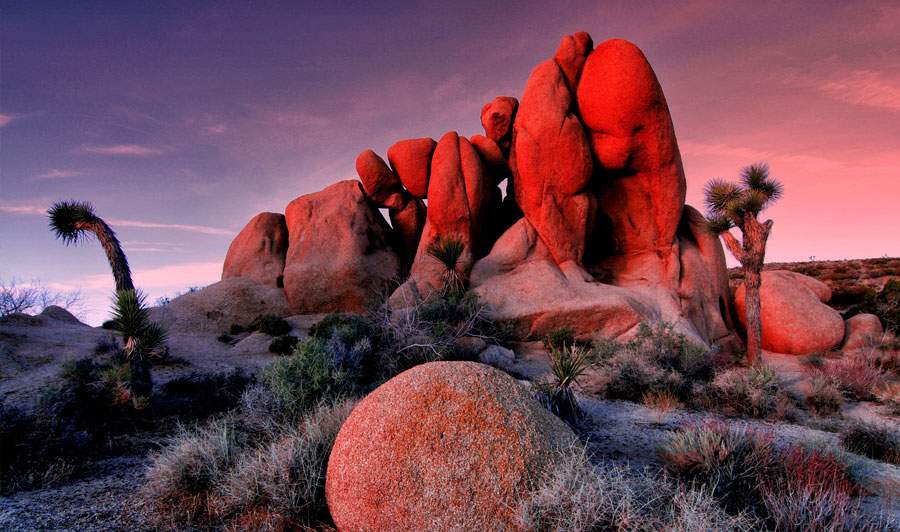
[325,361,578,532]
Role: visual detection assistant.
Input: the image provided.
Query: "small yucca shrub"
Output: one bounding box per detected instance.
[426,236,467,292]
[536,345,591,427]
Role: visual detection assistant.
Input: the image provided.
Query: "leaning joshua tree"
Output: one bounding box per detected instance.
[48,200,134,293]
[48,200,166,399]
[704,163,783,364]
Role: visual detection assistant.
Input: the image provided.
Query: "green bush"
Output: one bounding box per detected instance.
[268,335,299,355]
[542,327,575,351]
[259,338,356,421]
[249,314,291,336]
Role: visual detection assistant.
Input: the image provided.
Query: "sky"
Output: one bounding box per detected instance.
[2,0,899,325]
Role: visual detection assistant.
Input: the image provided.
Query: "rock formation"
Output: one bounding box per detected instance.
[221,212,288,286]
[734,271,844,355]
[222,30,743,350]
[283,180,400,314]
[842,313,883,351]
[326,361,578,532]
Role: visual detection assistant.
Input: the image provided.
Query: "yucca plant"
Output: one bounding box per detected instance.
[426,236,467,293]
[48,200,134,293]
[539,345,591,427]
[110,289,168,398]
[704,163,783,364]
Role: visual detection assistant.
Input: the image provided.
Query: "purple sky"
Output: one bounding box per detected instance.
[2,0,899,325]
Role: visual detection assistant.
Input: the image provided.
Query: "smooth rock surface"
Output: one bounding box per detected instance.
[326,361,577,532]
[356,149,406,210]
[221,212,288,286]
[387,137,436,198]
[734,270,844,355]
[283,180,400,314]
[843,313,884,351]
[150,277,291,334]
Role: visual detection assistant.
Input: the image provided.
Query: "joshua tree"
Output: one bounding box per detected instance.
[110,289,167,399]
[426,236,467,293]
[48,200,134,292]
[704,163,783,364]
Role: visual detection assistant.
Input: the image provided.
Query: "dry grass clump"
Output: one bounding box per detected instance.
[699,364,796,419]
[806,344,898,402]
[642,388,681,423]
[658,422,891,531]
[518,444,755,531]
[140,399,358,531]
[840,420,900,466]
[805,376,844,416]
[873,381,900,414]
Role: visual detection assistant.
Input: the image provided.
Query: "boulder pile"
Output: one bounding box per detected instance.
[222,31,742,350]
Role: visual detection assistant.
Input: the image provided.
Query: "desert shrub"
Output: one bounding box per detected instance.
[700,365,796,419]
[218,333,234,343]
[142,414,247,527]
[249,314,291,336]
[847,278,900,333]
[153,370,252,421]
[830,283,874,308]
[258,338,356,421]
[840,421,900,465]
[0,277,83,317]
[101,319,116,329]
[268,335,299,355]
[519,443,755,531]
[309,312,375,345]
[594,322,718,404]
[542,327,575,350]
[215,399,357,530]
[642,388,681,422]
[805,377,844,416]
[807,351,884,401]
[659,422,875,530]
[873,381,900,414]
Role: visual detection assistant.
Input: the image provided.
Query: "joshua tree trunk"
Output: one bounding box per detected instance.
[130,355,153,398]
[720,215,773,365]
[77,219,134,293]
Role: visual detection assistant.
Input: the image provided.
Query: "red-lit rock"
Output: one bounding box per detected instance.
[480,96,518,153]
[326,361,577,532]
[513,56,594,276]
[221,212,288,286]
[389,196,426,264]
[735,270,844,355]
[842,313,883,351]
[553,30,593,91]
[387,137,436,199]
[576,38,686,255]
[283,180,399,314]
[356,149,406,210]
[470,134,506,179]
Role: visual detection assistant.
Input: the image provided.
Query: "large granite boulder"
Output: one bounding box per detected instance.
[326,361,577,532]
[734,270,844,355]
[387,137,436,199]
[283,180,400,314]
[221,212,288,286]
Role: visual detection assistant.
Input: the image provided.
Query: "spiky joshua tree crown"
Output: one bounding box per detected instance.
[703,163,783,234]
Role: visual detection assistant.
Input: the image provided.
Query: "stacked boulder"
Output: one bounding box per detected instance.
[222,30,742,351]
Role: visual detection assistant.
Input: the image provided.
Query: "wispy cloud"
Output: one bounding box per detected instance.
[0,113,14,128]
[108,218,232,236]
[678,140,772,161]
[78,143,172,156]
[0,204,47,215]
[818,70,900,112]
[37,169,85,179]
[203,124,227,134]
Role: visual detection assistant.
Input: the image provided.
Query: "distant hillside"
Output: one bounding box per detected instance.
[728,257,900,310]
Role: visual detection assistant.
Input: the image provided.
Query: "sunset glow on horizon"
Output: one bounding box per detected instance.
[2,1,899,324]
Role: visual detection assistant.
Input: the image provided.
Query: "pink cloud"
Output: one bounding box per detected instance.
[78,143,172,156]
[819,70,900,112]
[0,113,14,128]
[0,204,47,215]
[107,218,233,236]
[37,169,85,179]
